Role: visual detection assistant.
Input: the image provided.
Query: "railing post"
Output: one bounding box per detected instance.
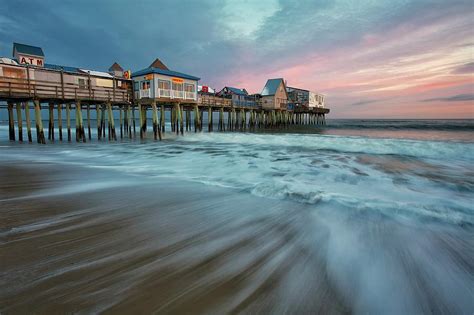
[60,70,65,100]
[26,65,31,97]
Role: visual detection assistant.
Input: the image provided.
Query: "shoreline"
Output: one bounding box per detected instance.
[1,161,473,313]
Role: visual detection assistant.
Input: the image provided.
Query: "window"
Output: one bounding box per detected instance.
[141,80,150,90]
[78,78,87,89]
[172,82,183,91]
[184,83,195,92]
[158,80,171,90]
[134,81,139,91]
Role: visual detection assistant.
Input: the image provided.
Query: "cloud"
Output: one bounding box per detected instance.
[453,62,474,74]
[349,100,380,106]
[0,0,473,118]
[420,94,474,102]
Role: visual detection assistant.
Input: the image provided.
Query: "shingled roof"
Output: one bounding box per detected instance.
[226,87,248,96]
[132,67,200,81]
[149,58,169,70]
[13,43,44,57]
[108,62,123,72]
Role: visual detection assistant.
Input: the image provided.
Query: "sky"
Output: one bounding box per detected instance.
[0,0,473,118]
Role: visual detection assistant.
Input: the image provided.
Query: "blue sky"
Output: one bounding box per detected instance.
[1,0,473,118]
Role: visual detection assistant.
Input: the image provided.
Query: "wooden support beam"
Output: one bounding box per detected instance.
[66,103,71,141]
[128,105,133,138]
[48,103,54,141]
[25,102,32,142]
[151,101,158,140]
[119,106,123,139]
[207,107,210,132]
[132,105,136,137]
[75,102,80,142]
[101,104,106,139]
[138,103,143,139]
[75,101,86,142]
[107,102,116,141]
[87,104,91,140]
[16,103,23,142]
[97,104,102,140]
[8,102,15,141]
[194,105,199,132]
[34,100,45,144]
[57,104,63,141]
[179,104,184,135]
[161,105,165,134]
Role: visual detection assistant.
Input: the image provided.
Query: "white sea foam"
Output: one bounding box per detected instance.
[1,132,472,225]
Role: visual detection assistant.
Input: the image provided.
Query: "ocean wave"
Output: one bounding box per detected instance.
[1,132,473,226]
[327,119,474,131]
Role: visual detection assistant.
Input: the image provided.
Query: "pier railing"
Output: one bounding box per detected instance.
[0,75,132,103]
[198,94,232,107]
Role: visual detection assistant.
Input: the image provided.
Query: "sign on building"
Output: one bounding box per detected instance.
[17,55,44,67]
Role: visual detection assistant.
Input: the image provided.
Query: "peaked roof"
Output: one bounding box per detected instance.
[132,67,200,81]
[109,62,123,71]
[13,43,44,57]
[261,78,286,96]
[225,87,248,96]
[149,58,169,70]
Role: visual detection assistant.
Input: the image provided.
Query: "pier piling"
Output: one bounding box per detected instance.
[16,103,23,142]
[8,102,15,141]
[87,105,92,140]
[66,103,71,141]
[34,100,45,144]
[48,103,54,141]
[57,104,63,141]
[25,102,32,142]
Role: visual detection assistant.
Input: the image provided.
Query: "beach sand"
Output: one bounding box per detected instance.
[0,162,349,314]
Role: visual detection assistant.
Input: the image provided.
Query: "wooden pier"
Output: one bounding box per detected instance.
[1,43,329,144]
[0,76,328,143]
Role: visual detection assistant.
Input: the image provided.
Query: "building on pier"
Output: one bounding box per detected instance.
[0,42,132,104]
[108,62,124,77]
[261,78,288,110]
[216,86,258,107]
[131,58,200,104]
[13,42,45,67]
[287,86,325,109]
[198,85,216,94]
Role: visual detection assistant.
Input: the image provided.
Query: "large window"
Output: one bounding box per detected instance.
[184,83,195,92]
[141,80,150,90]
[158,80,170,90]
[172,82,183,91]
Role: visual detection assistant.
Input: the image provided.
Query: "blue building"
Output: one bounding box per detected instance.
[131,58,200,104]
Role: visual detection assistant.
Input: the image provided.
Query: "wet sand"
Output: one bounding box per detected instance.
[0,162,349,314]
[1,161,473,314]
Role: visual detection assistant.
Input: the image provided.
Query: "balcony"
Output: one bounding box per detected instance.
[172,90,184,99]
[185,91,196,100]
[159,88,170,98]
[140,89,151,98]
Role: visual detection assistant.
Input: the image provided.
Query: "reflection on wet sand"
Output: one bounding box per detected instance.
[1,163,473,314]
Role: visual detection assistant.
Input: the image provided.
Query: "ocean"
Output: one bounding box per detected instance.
[1,119,473,313]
